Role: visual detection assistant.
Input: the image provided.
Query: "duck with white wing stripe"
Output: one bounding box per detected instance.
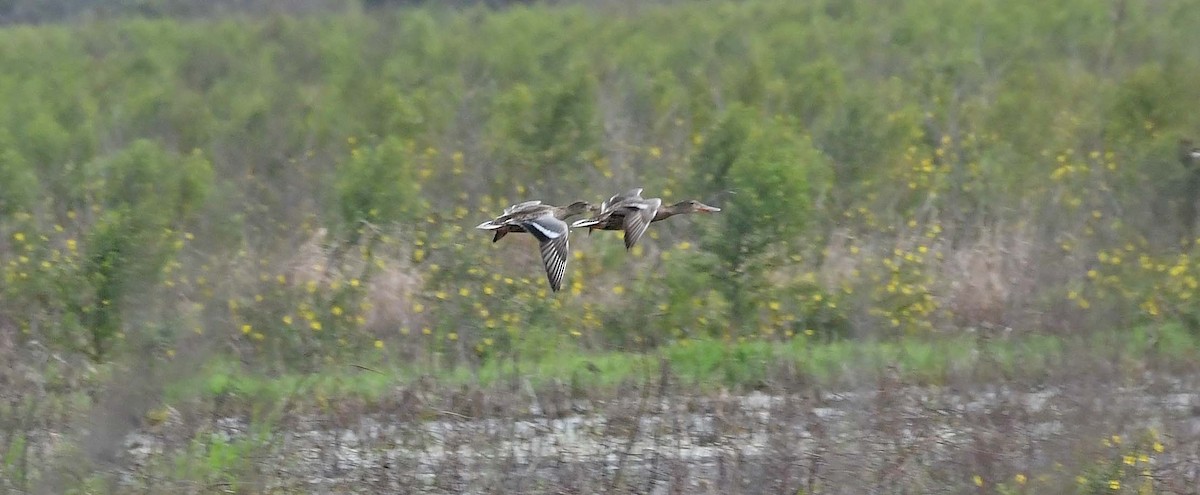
[476,200,596,292]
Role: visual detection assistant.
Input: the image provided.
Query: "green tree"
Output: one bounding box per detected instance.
[694,107,830,327]
[334,136,420,229]
[69,140,212,360]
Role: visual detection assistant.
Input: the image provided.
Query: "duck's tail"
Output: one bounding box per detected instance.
[477,221,510,243]
[476,221,502,230]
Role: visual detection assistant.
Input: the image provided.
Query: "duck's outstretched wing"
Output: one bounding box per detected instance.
[492,225,522,243]
[479,200,542,230]
[518,213,570,292]
[504,200,543,215]
[602,188,643,212]
[621,198,661,250]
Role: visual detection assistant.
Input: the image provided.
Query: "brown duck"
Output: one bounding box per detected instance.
[476,200,596,291]
[571,188,720,250]
[478,200,596,243]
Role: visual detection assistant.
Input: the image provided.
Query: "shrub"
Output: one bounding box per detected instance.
[334,136,421,230]
[693,107,832,327]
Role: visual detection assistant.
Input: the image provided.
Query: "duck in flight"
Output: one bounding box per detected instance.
[571,188,721,250]
[478,200,596,243]
[476,200,596,292]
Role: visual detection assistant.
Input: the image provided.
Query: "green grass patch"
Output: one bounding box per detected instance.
[163,325,1199,410]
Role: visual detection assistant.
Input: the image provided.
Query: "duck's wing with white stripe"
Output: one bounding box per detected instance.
[621,198,661,250]
[538,234,569,292]
[517,213,570,292]
[570,216,602,229]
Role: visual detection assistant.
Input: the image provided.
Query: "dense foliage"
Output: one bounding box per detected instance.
[4,1,1200,492]
[1,0,1199,372]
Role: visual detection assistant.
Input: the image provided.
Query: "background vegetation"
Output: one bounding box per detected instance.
[2,0,1200,492]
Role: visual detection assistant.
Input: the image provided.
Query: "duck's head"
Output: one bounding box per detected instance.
[669,199,721,214]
